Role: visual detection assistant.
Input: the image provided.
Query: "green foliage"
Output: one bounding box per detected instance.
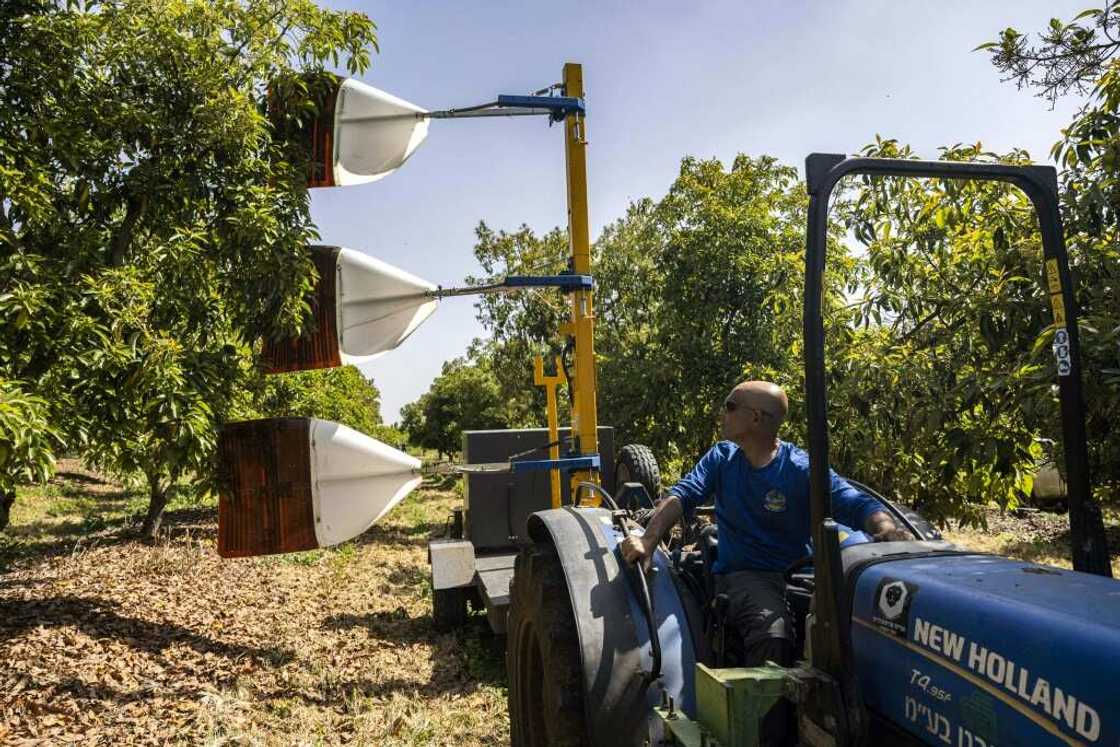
[466,224,572,428]
[400,357,509,458]
[602,155,842,466]
[830,140,1052,523]
[252,365,384,437]
[0,380,60,529]
[979,3,1120,104]
[0,0,378,534]
[981,3,1120,496]
[0,382,57,488]
[368,423,409,451]
[454,145,1087,523]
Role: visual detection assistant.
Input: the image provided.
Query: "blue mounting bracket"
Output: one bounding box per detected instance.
[496,94,585,122]
[510,455,601,473]
[504,274,594,290]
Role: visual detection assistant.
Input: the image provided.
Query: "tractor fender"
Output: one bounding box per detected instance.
[526,506,701,746]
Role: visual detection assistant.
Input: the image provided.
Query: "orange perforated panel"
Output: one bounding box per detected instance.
[260,245,341,373]
[306,77,339,188]
[267,73,340,189]
[217,418,317,558]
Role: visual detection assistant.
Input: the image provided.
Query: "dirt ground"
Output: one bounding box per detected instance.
[1,465,1117,745]
[0,465,507,746]
[941,504,1120,577]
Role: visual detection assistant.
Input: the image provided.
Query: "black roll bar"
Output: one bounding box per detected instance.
[801,154,1112,737]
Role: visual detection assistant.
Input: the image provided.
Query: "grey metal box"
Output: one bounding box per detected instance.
[462,427,615,551]
[429,539,475,590]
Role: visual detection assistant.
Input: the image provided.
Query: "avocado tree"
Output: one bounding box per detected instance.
[463,144,1095,530]
[981,3,1120,497]
[0,0,377,537]
[828,140,1054,525]
[600,155,823,466]
[252,365,387,437]
[401,357,509,459]
[466,223,572,429]
[0,381,58,530]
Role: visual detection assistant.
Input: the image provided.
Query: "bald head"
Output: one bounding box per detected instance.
[722,380,789,441]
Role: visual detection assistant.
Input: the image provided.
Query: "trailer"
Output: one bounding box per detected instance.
[428,426,616,634]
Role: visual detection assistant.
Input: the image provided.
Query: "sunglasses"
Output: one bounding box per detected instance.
[724,400,773,419]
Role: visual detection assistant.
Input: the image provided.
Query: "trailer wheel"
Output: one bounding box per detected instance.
[432,586,469,631]
[507,544,589,747]
[615,444,660,510]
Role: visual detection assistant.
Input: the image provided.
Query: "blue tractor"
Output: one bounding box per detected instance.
[505,155,1118,747]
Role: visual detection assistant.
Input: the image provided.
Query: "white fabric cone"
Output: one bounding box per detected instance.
[309,419,422,548]
[333,78,430,185]
[335,248,439,363]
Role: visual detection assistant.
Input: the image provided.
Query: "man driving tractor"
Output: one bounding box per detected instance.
[621,380,912,670]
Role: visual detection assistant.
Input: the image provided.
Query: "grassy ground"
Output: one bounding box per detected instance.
[0,464,507,746]
[2,465,1118,745]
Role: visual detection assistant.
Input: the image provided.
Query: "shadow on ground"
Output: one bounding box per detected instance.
[0,503,217,570]
[1,594,294,664]
[322,606,507,694]
[424,473,462,492]
[351,523,428,550]
[54,470,114,487]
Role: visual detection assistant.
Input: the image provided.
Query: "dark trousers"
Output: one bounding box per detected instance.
[715,570,796,744]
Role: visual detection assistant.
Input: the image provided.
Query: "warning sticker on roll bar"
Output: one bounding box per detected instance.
[1053,327,1072,377]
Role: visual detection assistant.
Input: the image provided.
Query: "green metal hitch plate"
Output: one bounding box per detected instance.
[695,663,789,747]
[654,705,708,747]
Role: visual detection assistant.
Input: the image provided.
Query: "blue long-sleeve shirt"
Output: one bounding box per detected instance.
[670,441,884,573]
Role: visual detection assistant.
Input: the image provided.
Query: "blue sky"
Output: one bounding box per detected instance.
[310,1,1085,422]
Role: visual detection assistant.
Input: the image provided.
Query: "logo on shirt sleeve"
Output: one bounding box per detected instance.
[763,489,787,512]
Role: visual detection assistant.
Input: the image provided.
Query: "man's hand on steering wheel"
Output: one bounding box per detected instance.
[865,511,914,542]
[872,526,914,542]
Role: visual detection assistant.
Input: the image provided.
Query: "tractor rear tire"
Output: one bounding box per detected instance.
[507,543,589,747]
[432,586,469,631]
[615,444,660,509]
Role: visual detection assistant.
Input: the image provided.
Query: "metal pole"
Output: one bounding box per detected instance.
[562,62,601,500]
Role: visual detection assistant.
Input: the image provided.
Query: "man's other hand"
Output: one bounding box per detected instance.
[620,534,654,572]
[864,510,914,542]
[872,526,914,542]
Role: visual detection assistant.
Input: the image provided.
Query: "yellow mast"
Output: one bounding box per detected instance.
[561,62,600,501]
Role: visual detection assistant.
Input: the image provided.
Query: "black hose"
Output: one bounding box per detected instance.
[611,510,663,683]
[631,557,662,682]
[507,437,570,462]
[574,481,619,511]
[577,483,662,681]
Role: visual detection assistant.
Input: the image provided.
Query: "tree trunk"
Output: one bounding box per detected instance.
[140,471,169,542]
[0,486,14,532]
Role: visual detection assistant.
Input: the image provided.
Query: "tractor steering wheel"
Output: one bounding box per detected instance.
[783,554,815,592]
